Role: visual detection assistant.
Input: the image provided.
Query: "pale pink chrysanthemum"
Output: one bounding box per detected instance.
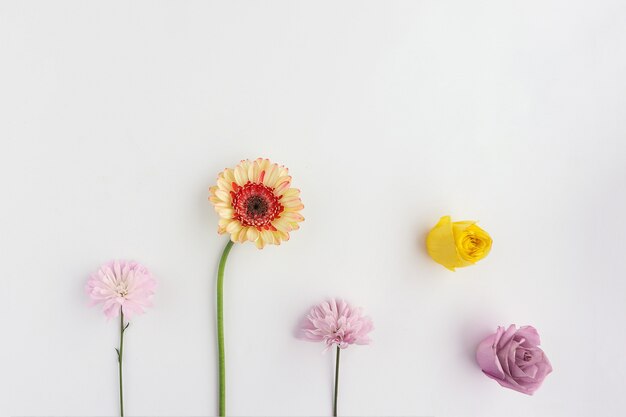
[301,299,374,351]
[86,260,156,319]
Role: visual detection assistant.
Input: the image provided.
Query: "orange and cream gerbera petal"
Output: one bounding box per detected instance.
[209,158,304,249]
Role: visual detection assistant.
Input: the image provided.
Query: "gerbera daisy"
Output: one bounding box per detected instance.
[208,158,304,416]
[209,158,304,249]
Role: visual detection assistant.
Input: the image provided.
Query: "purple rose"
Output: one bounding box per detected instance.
[476,324,553,395]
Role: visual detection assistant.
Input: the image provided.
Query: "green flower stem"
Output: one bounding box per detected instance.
[217,240,235,416]
[117,312,129,417]
[333,346,340,417]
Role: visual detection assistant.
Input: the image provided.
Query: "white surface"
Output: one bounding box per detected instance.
[2,1,626,416]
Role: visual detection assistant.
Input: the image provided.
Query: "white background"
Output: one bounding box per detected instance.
[2,1,626,416]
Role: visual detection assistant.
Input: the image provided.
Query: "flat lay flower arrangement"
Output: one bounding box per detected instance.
[85,157,552,416]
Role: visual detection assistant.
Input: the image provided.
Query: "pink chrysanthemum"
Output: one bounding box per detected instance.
[301,299,374,351]
[86,260,156,319]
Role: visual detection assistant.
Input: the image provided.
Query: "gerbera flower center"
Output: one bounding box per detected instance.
[231,182,284,229]
[246,195,269,216]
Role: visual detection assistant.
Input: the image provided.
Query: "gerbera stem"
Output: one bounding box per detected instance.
[333,346,340,417]
[117,312,128,417]
[217,239,234,416]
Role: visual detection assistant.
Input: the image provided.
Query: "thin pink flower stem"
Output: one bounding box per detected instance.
[117,312,129,417]
[334,346,340,417]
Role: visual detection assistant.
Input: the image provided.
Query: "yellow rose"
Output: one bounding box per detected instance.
[426,216,492,271]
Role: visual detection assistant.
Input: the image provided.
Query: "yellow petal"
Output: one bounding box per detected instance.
[272,218,292,232]
[237,227,249,243]
[261,230,275,245]
[218,208,234,219]
[215,189,231,203]
[284,202,304,212]
[229,228,241,242]
[212,201,231,209]
[281,195,301,204]
[234,164,248,185]
[257,158,271,173]
[426,216,471,271]
[218,218,232,232]
[248,160,261,183]
[276,165,289,178]
[274,178,292,195]
[226,220,242,234]
[246,227,259,242]
[263,163,280,187]
[217,177,232,191]
[281,188,300,198]
[283,212,304,222]
[223,168,235,184]
[453,222,492,262]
